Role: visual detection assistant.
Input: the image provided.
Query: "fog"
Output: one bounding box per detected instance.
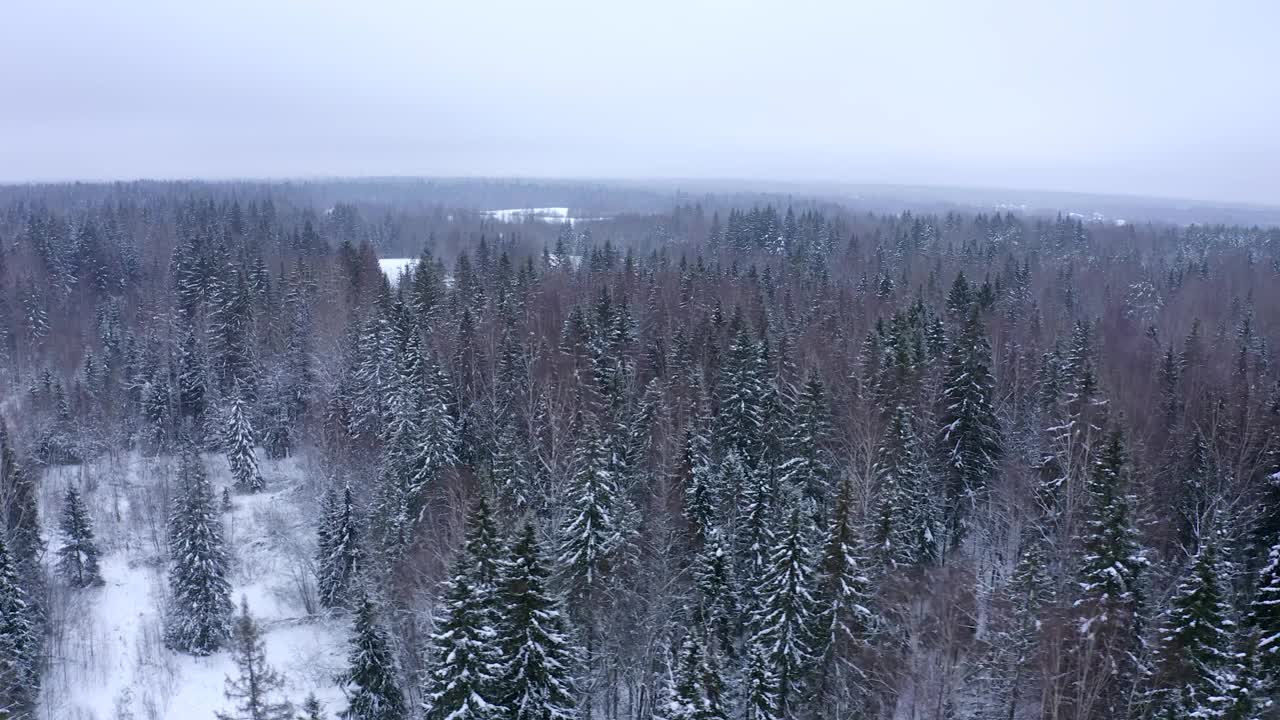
[2,0,1277,205]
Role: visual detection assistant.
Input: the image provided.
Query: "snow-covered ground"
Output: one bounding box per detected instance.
[482,207,570,223]
[481,207,606,225]
[40,453,350,720]
[378,258,419,287]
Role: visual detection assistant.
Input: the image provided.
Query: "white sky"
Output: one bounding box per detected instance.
[1,0,1277,205]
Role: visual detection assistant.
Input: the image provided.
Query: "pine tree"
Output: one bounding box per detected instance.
[0,536,38,718]
[166,447,234,655]
[317,483,362,610]
[937,308,1001,549]
[56,486,103,587]
[749,508,816,719]
[226,391,266,493]
[216,598,294,720]
[495,524,579,720]
[1149,536,1234,719]
[340,592,406,720]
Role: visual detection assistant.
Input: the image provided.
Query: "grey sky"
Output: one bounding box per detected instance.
[2,0,1277,205]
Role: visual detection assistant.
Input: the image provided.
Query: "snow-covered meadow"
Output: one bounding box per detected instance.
[40,452,349,720]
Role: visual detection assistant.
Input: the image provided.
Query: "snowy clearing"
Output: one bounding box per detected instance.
[378,258,419,286]
[40,453,349,720]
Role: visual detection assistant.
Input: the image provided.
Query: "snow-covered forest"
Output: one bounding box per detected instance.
[1,179,1279,720]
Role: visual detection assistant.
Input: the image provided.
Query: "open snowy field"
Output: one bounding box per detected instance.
[39,452,350,720]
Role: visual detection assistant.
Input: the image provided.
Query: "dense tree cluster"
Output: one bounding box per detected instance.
[0,180,1278,719]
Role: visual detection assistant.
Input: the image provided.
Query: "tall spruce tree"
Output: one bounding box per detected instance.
[749,508,816,719]
[1072,429,1147,719]
[0,536,38,718]
[226,391,266,493]
[340,592,406,720]
[1149,536,1234,720]
[317,483,362,610]
[56,486,103,587]
[420,565,503,720]
[873,405,940,570]
[937,308,1001,549]
[496,524,579,720]
[166,447,233,655]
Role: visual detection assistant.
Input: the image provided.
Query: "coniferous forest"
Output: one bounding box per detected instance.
[0,179,1278,720]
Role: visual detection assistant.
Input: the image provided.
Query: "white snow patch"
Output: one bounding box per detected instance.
[379,258,419,286]
[40,453,350,720]
[481,207,606,225]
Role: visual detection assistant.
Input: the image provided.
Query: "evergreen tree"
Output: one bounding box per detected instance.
[420,567,503,720]
[556,411,632,603]
[317,483,362,610]
[56,486,103,587]
[226,391,266,493]
[740,639,781,720]
[216,598,294,720]
[495,524,579,720]
[297,694,327,720]
[937,308,1001,548]
[0,536,38,718]
[812,477,874,711]
[339,592,407,720]
[873,405,940,570]
[749,508,816,719]
[166,448,234,655]
[1149,536,1234,720]
[693,526,739,660]
[1249,539,1280,699]
[779,372,834,512]
[659,631,728,720]
[1072,429,1147,718]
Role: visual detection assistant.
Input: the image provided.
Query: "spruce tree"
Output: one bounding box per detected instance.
[340,592,406,720]
[873,405,939,570]
[1072,429,1147,718]
[216,598,294,720]
[0,536,38,718]
[56,486,104,587]
[741,639,781,720]
[1249,540,1280,699]
[556,411,632,603]
[693,527,739,660]
[297,694,327,720]
[779,371,834,512]
[226,391,266,493]
[1149,536,1234,719]
[937,308,1001,548]
[420,567,503,720]
[812,477,874,710]
[166,447,234,655]
[496,524,579,720]
[659,631,728,720]
[317,483,362,610]
[749,508,816,719]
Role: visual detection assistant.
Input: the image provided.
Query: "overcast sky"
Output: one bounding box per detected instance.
[2,0,1277,205]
